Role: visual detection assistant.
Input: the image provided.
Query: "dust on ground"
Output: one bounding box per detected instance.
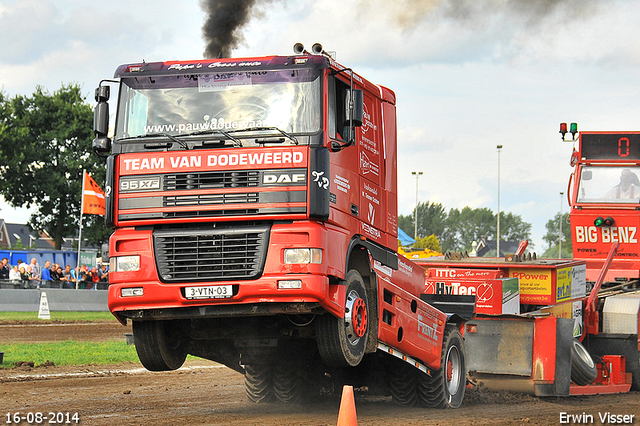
[0,321,638,426]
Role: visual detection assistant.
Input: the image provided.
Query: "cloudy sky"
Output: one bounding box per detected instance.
[1,0,639,251]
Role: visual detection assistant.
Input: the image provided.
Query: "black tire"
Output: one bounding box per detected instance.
[244,364,274,403]
[316,269,369,367]
[272,362,306,404]
[631,357,640,391]
[132,320,187,371]
[418,325,466,409]
[387,360,420,407]
[571,339,597,386]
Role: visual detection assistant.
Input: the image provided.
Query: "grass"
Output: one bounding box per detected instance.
[0,311,133,368]
[0,311,117,322]
[0,311,200,369]
[0,340,139,368]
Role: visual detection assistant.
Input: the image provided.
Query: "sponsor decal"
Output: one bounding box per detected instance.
[262,171,306,185]
[373,260,392,277]
[368,203,376,224]
[120,150,305,174]
[575,225,638,244]
[510,268,552,298]
[334,175,350,194]
[417,312,438,341]
[362,222,381,240]
[397,257,414,276]
[312,170,329,189]
[360,152,379,176]
[120,177,161,192]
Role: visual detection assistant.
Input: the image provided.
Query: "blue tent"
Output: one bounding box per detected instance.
[397,228,416,246]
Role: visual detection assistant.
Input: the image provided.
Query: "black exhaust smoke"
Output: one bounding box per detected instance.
[201,0,267,59]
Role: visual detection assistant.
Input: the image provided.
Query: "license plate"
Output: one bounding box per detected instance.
[185,285,233,300]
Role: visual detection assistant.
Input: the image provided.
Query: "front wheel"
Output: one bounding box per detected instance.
[132,320,187,371]
[316,270,369,368]
[418,324,466,408]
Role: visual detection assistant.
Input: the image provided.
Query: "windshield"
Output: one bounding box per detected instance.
[577,166,640,204]
[114,69,322,144]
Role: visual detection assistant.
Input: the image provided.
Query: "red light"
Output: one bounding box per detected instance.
[604,217,615,227]
[560,123,568,140]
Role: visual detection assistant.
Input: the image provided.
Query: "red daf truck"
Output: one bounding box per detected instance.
[92,44,467,407]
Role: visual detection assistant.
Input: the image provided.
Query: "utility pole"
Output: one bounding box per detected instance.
[497,145,503,257]
[559,192,564,258]
[412,171,423,239]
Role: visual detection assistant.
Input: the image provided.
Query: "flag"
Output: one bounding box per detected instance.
[82,171,106,215]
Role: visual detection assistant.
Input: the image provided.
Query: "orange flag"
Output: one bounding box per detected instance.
[82,171,106,215]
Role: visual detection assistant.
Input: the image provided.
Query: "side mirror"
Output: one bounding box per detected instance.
[93,86,111,155]
[346,89,363,127]
[343,89,363,146]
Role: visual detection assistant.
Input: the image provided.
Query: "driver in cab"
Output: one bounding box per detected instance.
[606,168,640,199]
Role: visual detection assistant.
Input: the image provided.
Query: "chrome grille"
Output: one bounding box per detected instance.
[154,225,269,282]
[163,171,259,190]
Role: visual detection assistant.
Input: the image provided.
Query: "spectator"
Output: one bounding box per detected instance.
[77,265,89,289]
[50,263,60,286]
[68,265,78,288]
[56,265,64,281]
[50,263,61,281]
[41,260,52,287]
[26,265,40,288]
[88,267,101,290]
[98,264,108,282]
[29,258,40,279]
[0,258,10,280]
[9,265,20,282]
[19,266,29,282]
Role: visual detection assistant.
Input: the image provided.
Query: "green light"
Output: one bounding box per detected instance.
[594,217,605,227]
[570,123,578,133]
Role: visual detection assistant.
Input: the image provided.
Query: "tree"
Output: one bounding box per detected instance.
[542,212,572,258]
[0,85,109,249]
[413,234,442,253]
[398,201,446,239]
[440,207,531,252]
[441,207,495,252]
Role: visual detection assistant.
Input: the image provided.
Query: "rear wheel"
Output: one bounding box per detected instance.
[316,270,369,367]
[387,360,420,407]
[132,320,187,371]
[418,325,466,408]
[571,339,597,386]
[273,362,307,404]
[244,364,274,403]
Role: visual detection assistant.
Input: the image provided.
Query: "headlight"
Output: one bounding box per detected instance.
[111,255,140,272]
[284,248,322,264]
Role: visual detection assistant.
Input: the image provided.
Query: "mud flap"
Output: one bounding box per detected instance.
[535,317,572,397]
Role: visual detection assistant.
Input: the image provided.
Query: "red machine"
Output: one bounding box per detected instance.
[564,124,640,282]
[92,44,467,407]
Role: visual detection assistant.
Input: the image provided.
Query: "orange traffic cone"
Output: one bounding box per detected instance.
[337,385,358,426]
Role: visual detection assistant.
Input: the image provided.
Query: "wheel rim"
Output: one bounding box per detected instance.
[345,289,367,344]
[445,345,461,396]
[574,340,595,368]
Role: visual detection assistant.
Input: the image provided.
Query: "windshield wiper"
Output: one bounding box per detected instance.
[230,127,299,145]
[119,133,191,150]
[187,129,243,147]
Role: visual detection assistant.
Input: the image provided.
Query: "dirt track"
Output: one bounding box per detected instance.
[1,321,638,426]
